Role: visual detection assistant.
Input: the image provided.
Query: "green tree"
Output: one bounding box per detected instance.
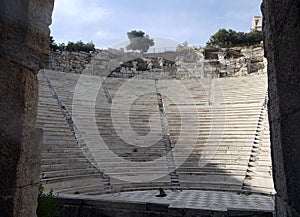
[245,30,263,45]
[206,29,262,48]
[206,29,232,47]
[126,30,154,53]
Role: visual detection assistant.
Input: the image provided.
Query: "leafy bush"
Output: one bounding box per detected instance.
[37,184,60,217]
[66,40,95,52]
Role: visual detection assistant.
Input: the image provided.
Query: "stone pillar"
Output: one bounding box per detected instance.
[262,1,300,216]
[0,0,54,216]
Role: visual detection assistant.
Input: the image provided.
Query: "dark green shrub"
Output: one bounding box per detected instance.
[50,35,95,53]
[37,184,60,217]
[66,40,95,52]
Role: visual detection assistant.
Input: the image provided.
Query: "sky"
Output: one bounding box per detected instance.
[50,0,262,49]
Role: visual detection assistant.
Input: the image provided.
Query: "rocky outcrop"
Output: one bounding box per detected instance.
[0,0,54,216]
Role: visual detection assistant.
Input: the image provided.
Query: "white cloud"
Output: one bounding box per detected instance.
[52,0,112,24]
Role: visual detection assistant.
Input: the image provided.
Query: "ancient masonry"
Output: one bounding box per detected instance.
[48,51,99,74]
[48,46,267,79]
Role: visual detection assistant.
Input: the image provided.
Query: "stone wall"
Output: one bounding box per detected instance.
[205,46,266,76]
[262,0,300,216]
[58,195,273,217]
[96,46,266,80]
[49,51,98,74]
[0,0,54,216]
[47,46,266,78]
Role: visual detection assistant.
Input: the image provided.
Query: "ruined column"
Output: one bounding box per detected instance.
[262,1,300,216]
[0,0,54,216]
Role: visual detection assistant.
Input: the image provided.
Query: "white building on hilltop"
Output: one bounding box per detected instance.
[252,16,262,31]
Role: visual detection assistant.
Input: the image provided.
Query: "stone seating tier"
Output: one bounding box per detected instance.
[37,70,274,196]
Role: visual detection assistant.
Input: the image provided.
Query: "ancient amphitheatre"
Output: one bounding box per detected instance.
[1,1,300,216]
[36,47,275,216]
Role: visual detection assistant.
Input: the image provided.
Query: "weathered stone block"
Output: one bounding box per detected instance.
[0,0,54,216]
[262,0,300,216]
[15,128,43,186]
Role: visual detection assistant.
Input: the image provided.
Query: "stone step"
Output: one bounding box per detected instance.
[42,176,105,193]
[176,159,249,165]
[179,181,242,192]
[176,170,246,176]
[36,116,66,122]
[56,184,105,195]
[177,164,247,171]
[110,183,173,192]
[103,166,171,173]
[43,146,84,152]
[105,170,170,176]
[179,174,245,183]
[43,144,82,150]
[41,168,97,179]
[41,128,75,134]
[42,158,90,165]
[42,151,85,159]
[42,139,78,144]
[41,173,103,185]
[167,120,259,124]
[43,135,76,141]
[93,162,169,168]
[41,163,94,172]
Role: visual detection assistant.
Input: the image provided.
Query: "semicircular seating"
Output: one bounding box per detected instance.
[37,70,274,196]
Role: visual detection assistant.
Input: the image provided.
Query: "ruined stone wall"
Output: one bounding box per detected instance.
[206,46,266,76]
[0,0,54,216]
[49,51,98,74]
[262,0,300,216]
